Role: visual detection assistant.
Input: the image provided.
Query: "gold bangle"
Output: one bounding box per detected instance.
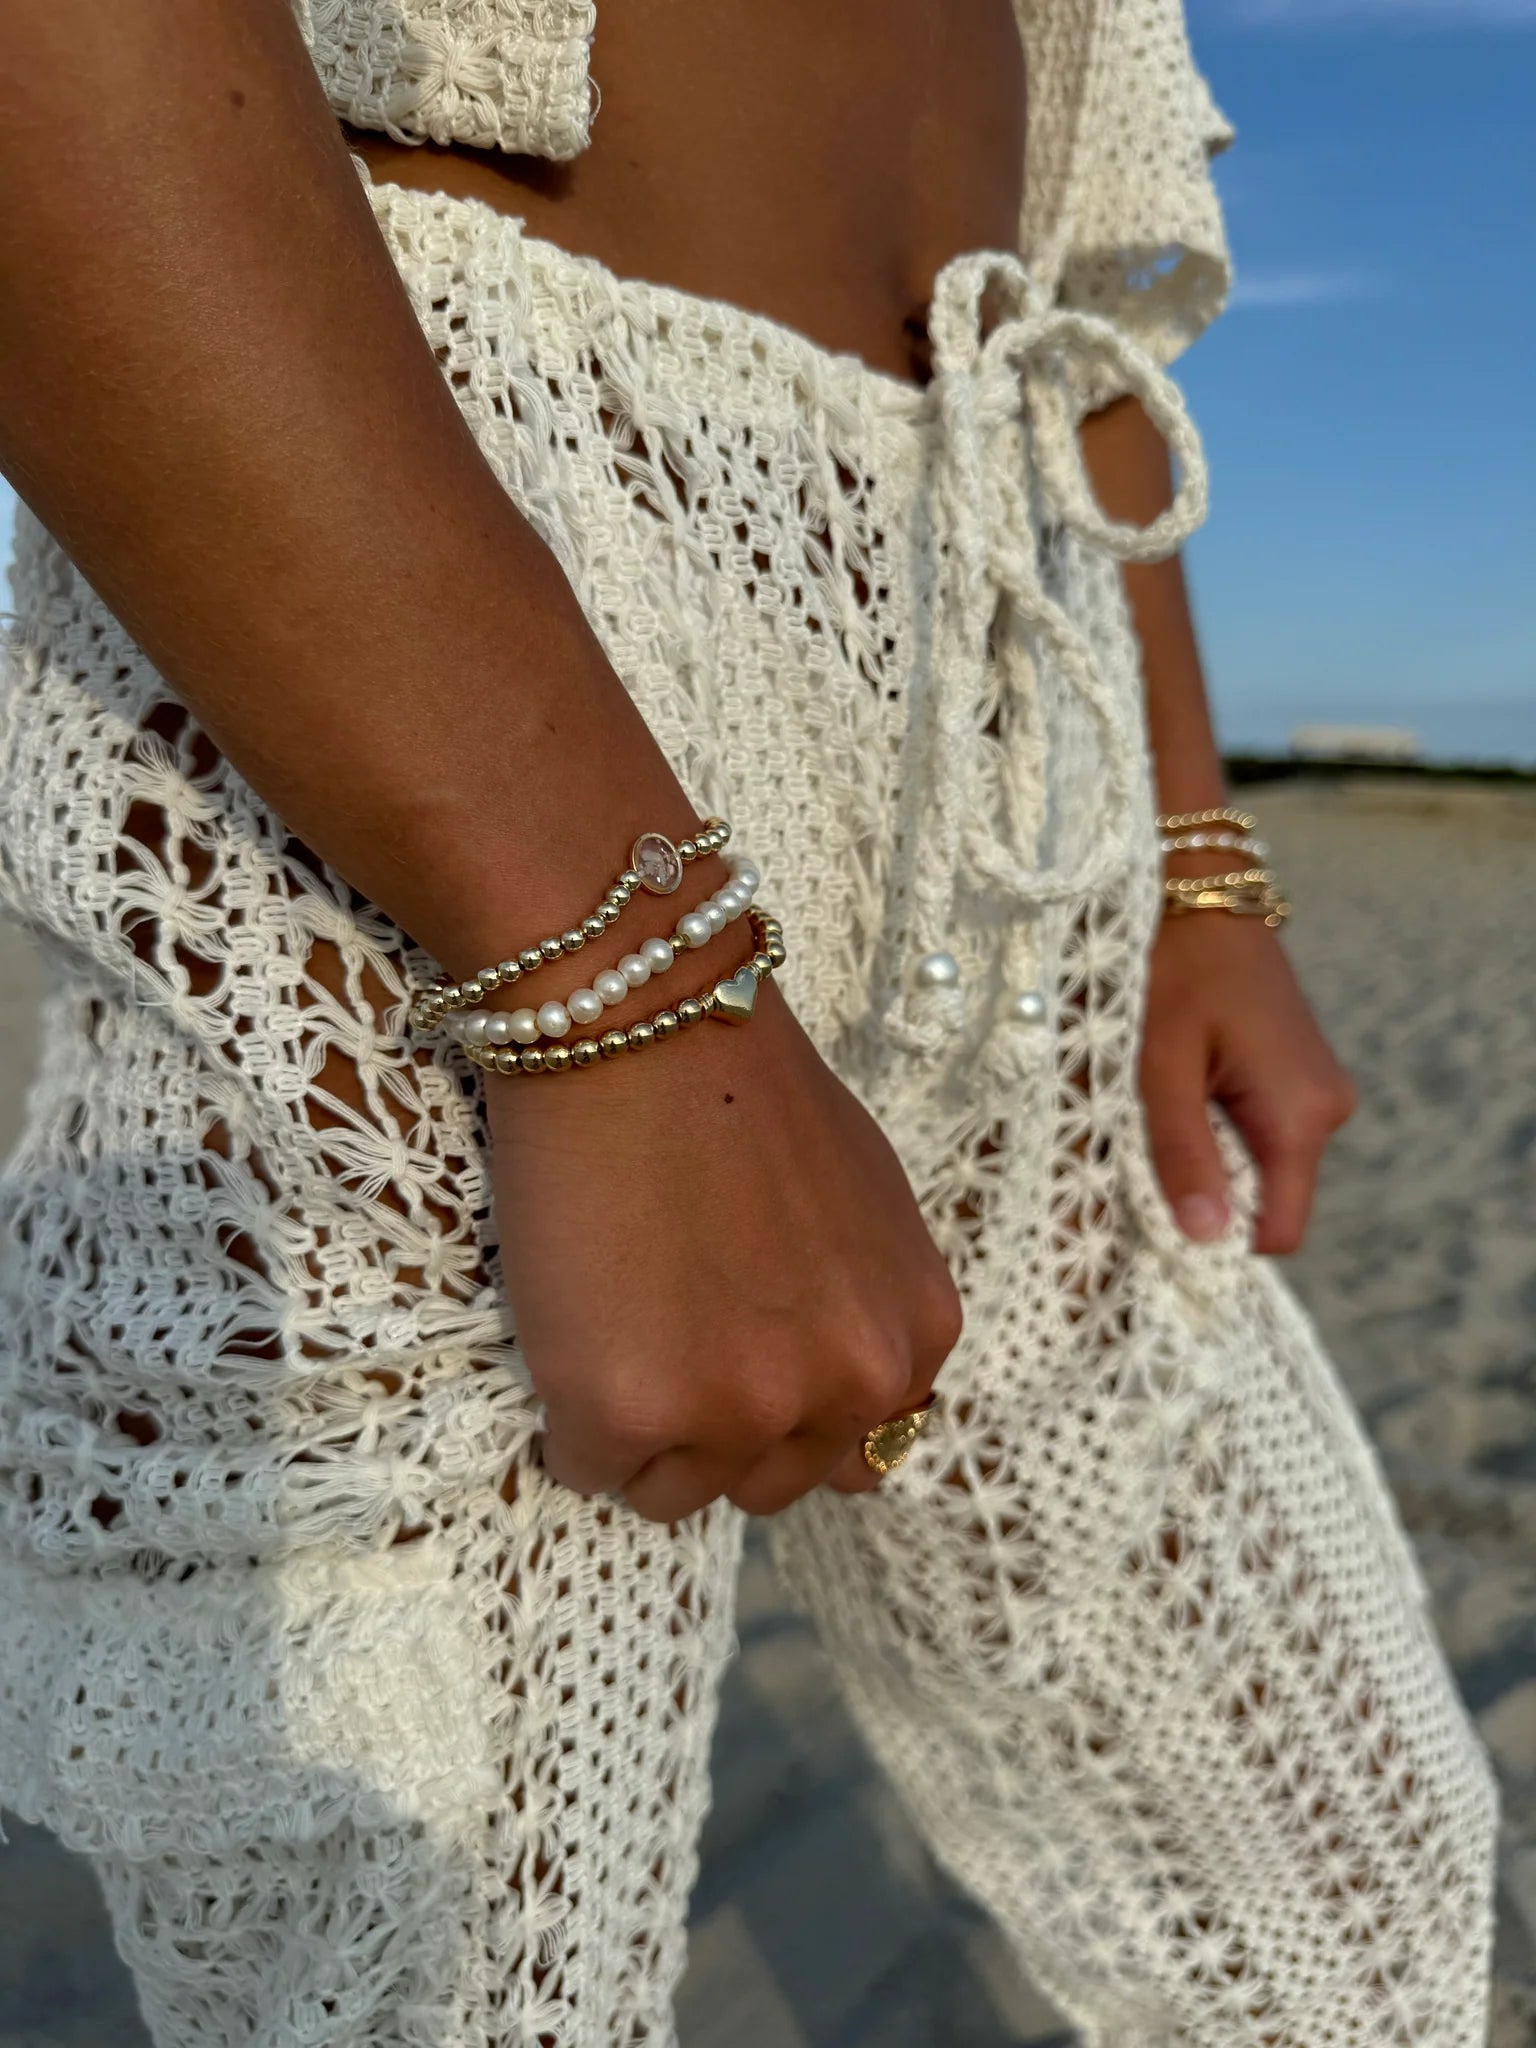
[457,909,786,1077]
[1155,806,1257,834]
[408,817,731,1029]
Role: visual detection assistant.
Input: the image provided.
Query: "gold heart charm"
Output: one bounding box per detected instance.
[709,966,759,1024]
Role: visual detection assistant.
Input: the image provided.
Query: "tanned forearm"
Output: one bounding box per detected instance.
[0,0,729,981]
[1077,392,1230,822]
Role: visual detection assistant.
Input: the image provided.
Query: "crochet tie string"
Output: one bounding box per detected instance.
[878,250,1212,1060]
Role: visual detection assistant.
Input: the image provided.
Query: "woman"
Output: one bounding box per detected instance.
[0,1,1498,2042]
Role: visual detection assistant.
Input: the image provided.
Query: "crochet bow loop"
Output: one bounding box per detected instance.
[878,251,1212,1064]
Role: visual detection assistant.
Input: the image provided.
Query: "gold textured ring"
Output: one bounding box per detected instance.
[862,1393,938,1477]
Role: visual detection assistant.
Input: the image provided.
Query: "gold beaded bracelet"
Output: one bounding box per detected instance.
[1163,871,1291,928]
[409,817,731,1033]
[1156,808,1290,929]
[458,908,786,1078]
[1155,806,1258,834]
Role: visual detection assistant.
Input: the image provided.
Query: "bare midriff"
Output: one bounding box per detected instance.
[339,0,1025,389]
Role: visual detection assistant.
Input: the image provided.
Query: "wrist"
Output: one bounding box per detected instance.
[483,925,796,1131]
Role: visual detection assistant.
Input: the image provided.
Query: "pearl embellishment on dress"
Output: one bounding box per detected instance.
[913,949,962,990]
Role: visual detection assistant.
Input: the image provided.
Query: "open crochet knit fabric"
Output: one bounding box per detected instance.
[0,158,1499,2044]
[0,0,1503,2033]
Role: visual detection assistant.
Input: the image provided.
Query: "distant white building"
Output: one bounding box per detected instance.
[1289,724,1421,764]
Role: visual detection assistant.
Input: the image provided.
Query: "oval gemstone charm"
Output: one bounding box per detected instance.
[631,832,684,895]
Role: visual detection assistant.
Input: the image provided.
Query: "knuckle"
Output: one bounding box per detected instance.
[596,1395,680,1463]
[919,1269,965,1359]
[1292,1073,1356,1135]
[730,1375,801,1448]
[843,1345,911,1425]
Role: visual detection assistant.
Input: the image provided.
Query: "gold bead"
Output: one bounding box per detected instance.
[544,1044,573,1072]
[581,914,607,941]
[496,1047,520,1074]
[619,868,641,892]
[766,940,787,967]
[600,1029,628,1059]
[497,959,521,982]
[600,902,622,924]
[519,1047,546,1073]
[677,997,703,1025]
[751,953,772,977]
[678,838,698,861]
[540,936,565,962]
[479,965,502,990]
[461,977,484,1002]
[562,928,585,953]
[628,1021,656,1049]
[654,1010,680,1037]
[571,1038,601,1067]
[519,947,543,975]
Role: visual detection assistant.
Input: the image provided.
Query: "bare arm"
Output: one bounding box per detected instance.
[0,0,960,1522]
[0,0,708,975]
[1080,395,1356,1254]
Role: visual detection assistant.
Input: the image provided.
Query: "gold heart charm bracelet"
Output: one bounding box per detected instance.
[455,908,786,1078]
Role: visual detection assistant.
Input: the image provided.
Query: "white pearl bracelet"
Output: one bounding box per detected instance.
[444,856,762,1050]
[1159,830,1268,858]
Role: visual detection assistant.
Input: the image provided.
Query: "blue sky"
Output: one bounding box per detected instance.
[3,6,1532,759]
[1180,0,1535,758]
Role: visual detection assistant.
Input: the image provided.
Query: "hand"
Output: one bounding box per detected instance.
[486,977,963,1523]
[1139,911,1357,1256]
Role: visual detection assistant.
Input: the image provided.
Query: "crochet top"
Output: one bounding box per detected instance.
[294,0,1236,394]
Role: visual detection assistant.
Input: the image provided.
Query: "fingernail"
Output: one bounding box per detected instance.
[1175,1193,1227,1242]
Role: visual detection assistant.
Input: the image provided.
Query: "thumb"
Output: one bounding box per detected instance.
[1142,1036,1230,1244]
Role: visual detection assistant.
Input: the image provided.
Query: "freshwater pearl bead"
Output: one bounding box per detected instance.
[716,888,746,920]
[619,952,652,987]
[594,969,630,1006]
[913,949,961,990]
[462,1012,491,1047]
[508,1008,541,1044]
[1010,989,1048,1025]
[536,1000,572,1039]
[640,937,675,973]
[567,987,604,1027]
[485,1013,515,1046]
[701,902,728,935]
[733,861,761,893]
[676,911,713,949]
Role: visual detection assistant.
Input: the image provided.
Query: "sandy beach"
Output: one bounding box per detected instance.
[0,771,1532,2045]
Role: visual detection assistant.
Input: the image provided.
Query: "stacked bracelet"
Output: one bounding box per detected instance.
[1156,806,1257,834]
[1159,830,1268,859]
[458,907,787,1077]
[1155,809,1291,928]
[408,817,734,1033]
[441,855,761,1049]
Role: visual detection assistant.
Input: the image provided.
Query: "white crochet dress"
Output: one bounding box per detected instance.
[0,7,1500,2046]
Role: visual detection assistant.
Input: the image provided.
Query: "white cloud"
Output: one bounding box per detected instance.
[1227,268,1386,309]
[1229,0,1536,23]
